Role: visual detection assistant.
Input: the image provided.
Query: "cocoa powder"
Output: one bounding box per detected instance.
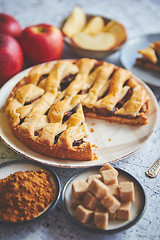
[0,169,54,222]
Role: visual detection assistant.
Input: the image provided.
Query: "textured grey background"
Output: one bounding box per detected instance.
[0,0,160,239]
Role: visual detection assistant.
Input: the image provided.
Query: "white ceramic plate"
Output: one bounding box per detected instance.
[0,63,159,168]
[120,33,160,86]
[61,166,146,233]
[0,159,61,223]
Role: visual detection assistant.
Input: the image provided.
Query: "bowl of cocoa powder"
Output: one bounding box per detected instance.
[0,159,61,223]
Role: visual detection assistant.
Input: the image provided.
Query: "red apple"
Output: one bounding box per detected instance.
[0,33,23,86]
[19,23,63,65]
[0,13,22,38]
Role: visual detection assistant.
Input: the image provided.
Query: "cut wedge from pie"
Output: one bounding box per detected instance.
[5,58,149,161]
[136,41,160,71]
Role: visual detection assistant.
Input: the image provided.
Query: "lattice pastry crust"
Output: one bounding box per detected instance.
[136,41,160,71]
[5,58,149,161]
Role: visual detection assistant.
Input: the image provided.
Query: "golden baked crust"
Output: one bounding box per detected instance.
[5,58,149,161]
[136,41,160,71]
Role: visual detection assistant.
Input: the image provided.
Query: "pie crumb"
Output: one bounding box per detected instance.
[109,138,111,141]
[91,123,95,126]
[92,144,98,148]
[93,153,98,160]
[90,128,94,132]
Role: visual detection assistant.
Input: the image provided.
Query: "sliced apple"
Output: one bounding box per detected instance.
[138,48,158,63]
[83,16,104,34]
[103,20,127,47]
[72,32,116,51]
[62,6,86,38]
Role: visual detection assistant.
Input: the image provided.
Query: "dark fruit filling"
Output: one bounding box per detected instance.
[59,74,77,91]
[115,88,133,109]
[38,74,49,85]
[72,138,84,146]
[24,96,41,106]
[54,132,63,144]
[62,103,80,123]
[34,129,42,136]
[19,118,25,125]
[90,61,103,74]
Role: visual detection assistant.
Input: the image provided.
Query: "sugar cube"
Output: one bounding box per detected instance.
[88,179,109,199]
[109,212,117,221]
[71,198,82,210]
[86,174,102,185]
[108,184,120,199]
[99,163,118,176]
[101,194,121,214]
[72,179,88,199]
[94,211,109,230]
[83,192,99,211]
[101,169,118,185]
[117,202,131,220]
[119,181,135,202]
[75,205,93,223]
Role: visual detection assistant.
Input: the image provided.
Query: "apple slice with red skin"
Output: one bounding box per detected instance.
[62,6,86,38]
[83,16,105,34]
[0,33,23,86]
[19,23,63,66]
[72,32,116,51]
[0,13,22,38]
[103,21,127,47]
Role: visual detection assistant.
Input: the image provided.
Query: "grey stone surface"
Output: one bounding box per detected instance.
[0,0,160,239]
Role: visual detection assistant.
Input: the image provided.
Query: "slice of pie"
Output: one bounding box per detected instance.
[5,58,149,161]
[136,41,160,71]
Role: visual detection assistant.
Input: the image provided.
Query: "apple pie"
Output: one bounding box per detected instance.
[136,41,160,71]
[5,58,149,161]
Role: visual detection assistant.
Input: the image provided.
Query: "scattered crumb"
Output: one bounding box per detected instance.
[93,153,98,160]
[90,128,94,132]
[91,123,95,126]
[109,138,111,141]
[92,144,98,148]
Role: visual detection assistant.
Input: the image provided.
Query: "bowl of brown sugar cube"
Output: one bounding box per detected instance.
[62,163,146,232]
